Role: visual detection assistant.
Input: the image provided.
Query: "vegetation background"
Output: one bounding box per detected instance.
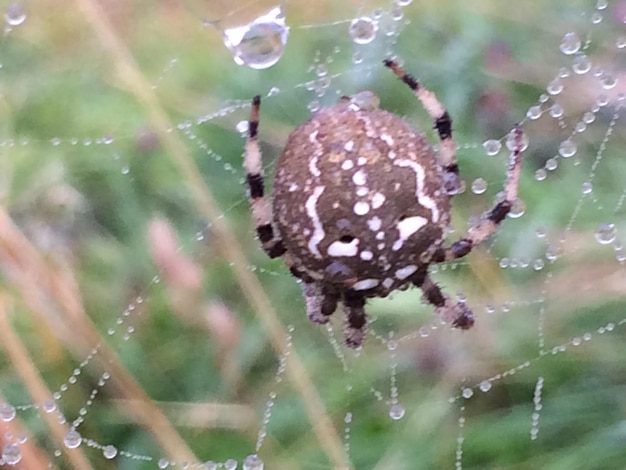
[0,0,625,469]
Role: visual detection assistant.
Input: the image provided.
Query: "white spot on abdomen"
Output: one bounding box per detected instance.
[352,169,367,185]
[395,265,418,280]
[344,141,354,152]
[342,160,354,170]
[371,192,386,209]
[392,216,428,251]
[328,238,360,257]
[305,186,326,258]
[367,216,382,231]
[360,250,373,260]
[354,201,370,215]
[353,278,380,290]
[394,159,440,222]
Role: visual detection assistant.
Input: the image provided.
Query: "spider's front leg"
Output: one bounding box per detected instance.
[412,271,474,329]
[383,59,461,195]
[245,95,287,259]
[430,125,525,263]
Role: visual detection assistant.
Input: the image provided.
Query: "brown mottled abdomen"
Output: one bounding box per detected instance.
[272,104,450,293]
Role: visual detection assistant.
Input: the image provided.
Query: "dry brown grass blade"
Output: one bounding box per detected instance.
[73,0,350,467]
[0,207,197,464]
[0,295,93,470]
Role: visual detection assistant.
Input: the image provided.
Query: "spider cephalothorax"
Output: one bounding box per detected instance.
[244,59,524,347]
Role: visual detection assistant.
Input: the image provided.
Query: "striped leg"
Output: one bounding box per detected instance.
[429,125,525,263]
[383,59,461,195]
[245,95,286,259]
[303,283,340,324]
[413,273,474,329]
[342,290,367,348]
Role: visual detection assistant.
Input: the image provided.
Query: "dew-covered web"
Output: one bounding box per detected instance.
[0,0,625,468]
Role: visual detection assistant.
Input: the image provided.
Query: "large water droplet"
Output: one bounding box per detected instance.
[4,3,26,27]
[222,6,288,70]
[225,459,238,470]
[349,16,378,45]
[558,139,577,158]
[2,444,21,465]
[63,429,82,449]
[243,454,264,470]
[508,199,526,218]
[505,128,529,152]
[594,223,617,245]
[527,105,542,120]
[560,32,581,55]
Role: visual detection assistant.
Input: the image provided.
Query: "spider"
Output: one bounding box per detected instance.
[244,59,524,348]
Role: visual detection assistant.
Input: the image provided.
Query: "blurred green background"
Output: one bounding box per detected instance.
[0,0,625,469]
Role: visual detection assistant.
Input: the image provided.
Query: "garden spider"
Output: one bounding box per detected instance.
[244,59,524,347]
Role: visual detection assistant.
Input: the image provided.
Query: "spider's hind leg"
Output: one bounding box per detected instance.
[245,95,286,259]
[302,282,340,325]
[383,59,461,195]
[342,290,368,348]
[412,272,475,329]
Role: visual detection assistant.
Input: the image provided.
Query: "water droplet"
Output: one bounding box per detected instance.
[573,55,591,74]
[505,128,529,152]
[549,103,563,118]
[483,139,501,156]
[471,177,487,194]
[243,454,264,470]
[479,381,492,392]
[533,259,545,270]
[225,458,238,470]
[602,74,617,90]
[158,458,170,469]
[222,6,288,70]
[508,199,525,218]
[307,100,320,113]
[349,16,378,44]
[560,32,581,55]
[591,12,603,24]
[103,445,117,459]
[41,399,55,413]
[581,182,593,194]
[0,403,15,422]
[616,36,626,49]
[4,3,25,26]
[236,121,249,135]
[64,429,82,449]
[583,111,595,124]
[558,139,577,158]
[2,443,21,465]
[395,0,413,5]
[203,462,218,470]
[462,387,474,399]
[535,168,547,181]
[389,403,405,420]
[527,105,542,120]
[594,223,617,245]
[268,86,280,96]
[387,339,397,351]
[352,51,363,64]
[545,158,558,171]
[546,79,563,95]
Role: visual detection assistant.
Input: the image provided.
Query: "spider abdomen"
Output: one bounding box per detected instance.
[272,101,450,294]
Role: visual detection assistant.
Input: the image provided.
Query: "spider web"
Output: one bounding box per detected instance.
[0,0,624,468]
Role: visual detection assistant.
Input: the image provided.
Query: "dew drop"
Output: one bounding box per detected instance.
[545,158,558,171]
[594,223,617,245]
[103,445,117,459]
[0,403,15,422]
[482,139,501,156]
[479,381,492,392]
[508,199,526,218]
[573,55,591,74]
[533,259,545,270]
[2,443,21,465]
[158,458,170,469]
[602,74,617,90]
[558,139,577,158]
[582,111,595,124]
[527,105,542,120]
[616,36,626,49]
[349,16,378,44]
[63,429,82,449]
[225,458,238,470]
[471,177,487,194]
[535,168,547,181]
[222,6,288,70]
[352,51,363,64]
[236,120,249,135]
[560,32,581,55]
[505,128,529,152]
[389,403,405,420]
[581,182,593,194]
[546,79,563,95]
[591,12,602,24]
[243,454,264,470]
[549,103,564,118]
[4,3,26,27]
[462,387,474,399]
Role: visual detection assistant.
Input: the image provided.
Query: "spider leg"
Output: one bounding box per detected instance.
[342,290,367,348]
[383,59,461,195]
[245,95,287,259]
[412,272,474,329]
[430,125,525,263]
[302,282,340,324]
